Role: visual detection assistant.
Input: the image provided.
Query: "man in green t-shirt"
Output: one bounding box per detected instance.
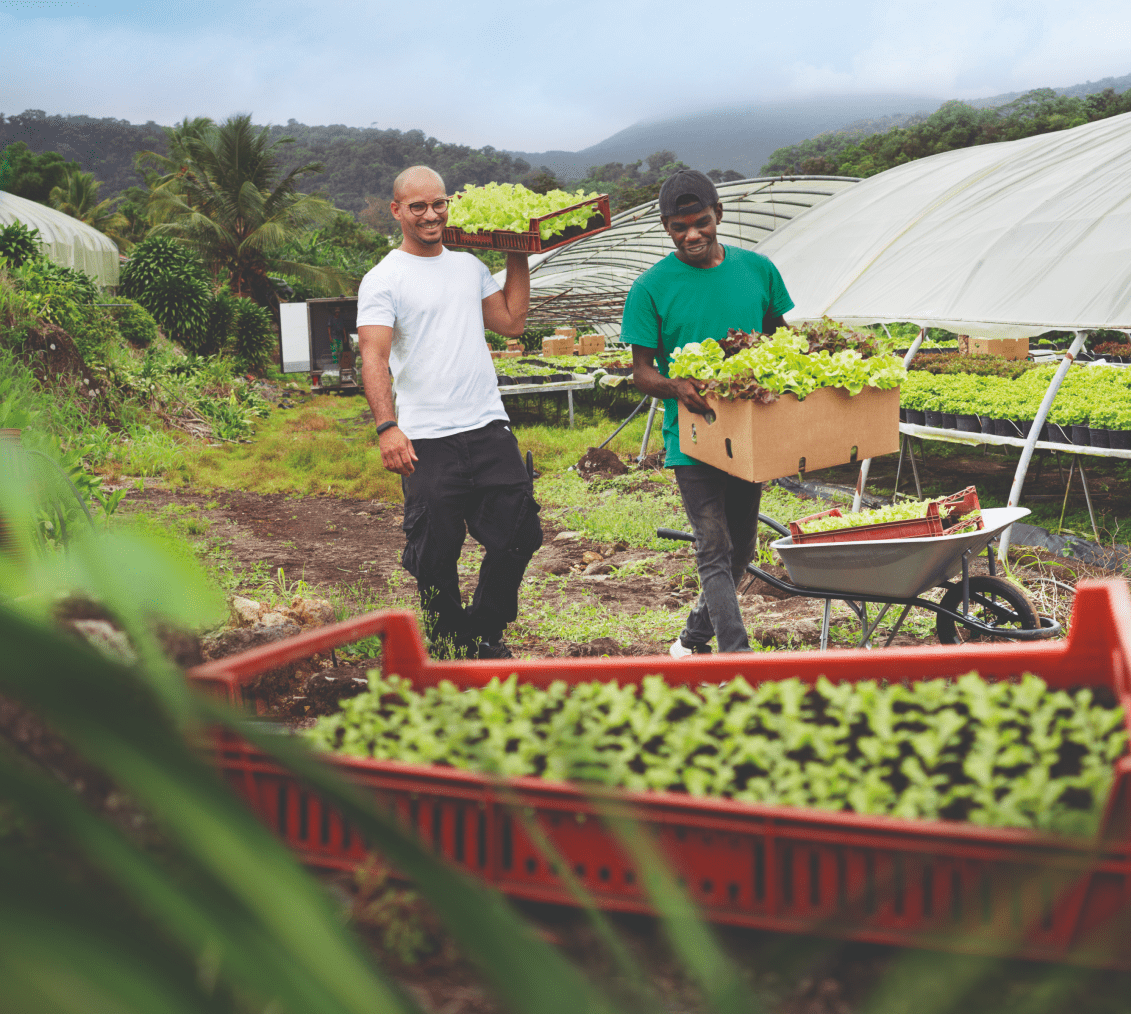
[621,169,794,656]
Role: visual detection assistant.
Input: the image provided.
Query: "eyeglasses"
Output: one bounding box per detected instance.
[399,198,449,216]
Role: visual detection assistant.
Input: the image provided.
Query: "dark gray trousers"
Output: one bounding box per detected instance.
[673,463,762,653]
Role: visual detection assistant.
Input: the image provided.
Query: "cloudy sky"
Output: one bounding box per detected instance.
[2,0,1129,151]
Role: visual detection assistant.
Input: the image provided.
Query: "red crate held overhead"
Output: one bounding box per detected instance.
[188,581,1131,969]
[442,194,611,254]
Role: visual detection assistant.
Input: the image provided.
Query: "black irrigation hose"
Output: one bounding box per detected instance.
[596,395,651,451]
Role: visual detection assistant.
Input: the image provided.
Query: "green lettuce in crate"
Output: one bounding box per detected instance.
[306,671,1127,836]
[794,497,970,534]
[447,182,603,241]
[669,327,906,402]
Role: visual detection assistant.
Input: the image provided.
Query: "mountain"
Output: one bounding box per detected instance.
[507,94,946,179]
[3,70,1128,211]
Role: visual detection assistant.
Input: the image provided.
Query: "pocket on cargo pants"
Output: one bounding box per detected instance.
[400,503,428,577]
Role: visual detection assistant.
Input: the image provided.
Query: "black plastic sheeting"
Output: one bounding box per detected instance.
[770,477,1130,572]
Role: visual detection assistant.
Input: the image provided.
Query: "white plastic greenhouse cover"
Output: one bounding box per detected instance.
[514,176,860,337]
[0,190,120,287]
[754,111,1131,339]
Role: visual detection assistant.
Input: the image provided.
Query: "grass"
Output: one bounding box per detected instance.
[181,392,659,503]
[514,572,686,648]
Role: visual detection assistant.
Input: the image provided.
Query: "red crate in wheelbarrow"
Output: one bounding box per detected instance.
[442,194,611,254]
[789,503,946,544]
[789,487,985,545]
[188,581,1131,968]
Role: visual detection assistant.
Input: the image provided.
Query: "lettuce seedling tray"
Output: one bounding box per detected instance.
[188,582,1131,968]
[443,194,611,254]
[788,489,985,546]
[789,503,947,545]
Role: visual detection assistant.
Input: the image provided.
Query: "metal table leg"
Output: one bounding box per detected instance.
[907,436,923,499]
[820,599,832,650]
[1078,459,1100,542]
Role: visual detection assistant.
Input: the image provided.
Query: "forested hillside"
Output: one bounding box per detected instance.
[0,112,538,213]
[760,86,1131,177]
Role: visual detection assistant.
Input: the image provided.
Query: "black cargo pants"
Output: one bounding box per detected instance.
[401,419,543,645]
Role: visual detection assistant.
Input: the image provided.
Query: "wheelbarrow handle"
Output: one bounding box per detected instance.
[657,513,791,545]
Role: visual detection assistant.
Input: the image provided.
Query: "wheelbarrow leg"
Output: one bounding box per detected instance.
[820,599,832,651]
[862,601,894,647]
[882,604,915,647]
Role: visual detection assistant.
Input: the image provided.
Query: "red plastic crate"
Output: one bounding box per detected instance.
[188,581,1131,968]
[442,194,611,254]
[789,502,947,544]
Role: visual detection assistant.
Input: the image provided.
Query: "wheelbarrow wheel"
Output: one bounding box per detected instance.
[935,575,1038,644]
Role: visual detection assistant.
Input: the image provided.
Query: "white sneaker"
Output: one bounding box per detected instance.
[669,636,693,659]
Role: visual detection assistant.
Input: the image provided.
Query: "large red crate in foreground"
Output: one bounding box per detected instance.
[188,582,1131,967]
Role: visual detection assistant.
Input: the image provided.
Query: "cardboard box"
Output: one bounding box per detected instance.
[578,333,604,356]
[968,336,1029,360]
[678,386,900,483]
[542,336,574,357]
[491,350,524,359]
[554,327,577,338]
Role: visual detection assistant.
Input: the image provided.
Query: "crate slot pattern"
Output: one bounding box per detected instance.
[190,582,1131,968]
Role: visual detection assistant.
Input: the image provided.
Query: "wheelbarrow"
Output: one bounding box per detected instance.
[657,506,1061,649]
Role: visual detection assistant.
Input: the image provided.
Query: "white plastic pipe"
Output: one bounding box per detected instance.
[998,330,1087,562]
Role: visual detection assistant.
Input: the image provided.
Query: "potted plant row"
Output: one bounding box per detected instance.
[899,367,1131,448]
[493,358,579,386]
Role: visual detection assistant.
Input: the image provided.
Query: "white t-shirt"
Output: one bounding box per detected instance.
[356,247,507,440]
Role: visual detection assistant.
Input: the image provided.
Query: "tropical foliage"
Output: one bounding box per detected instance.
[48,166,130,246]
[141,115,345,306]
[119,235,212,347]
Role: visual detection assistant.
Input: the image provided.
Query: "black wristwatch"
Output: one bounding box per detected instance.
[376,420,398,435]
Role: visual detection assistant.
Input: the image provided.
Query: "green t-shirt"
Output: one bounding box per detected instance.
[620,246,794,467]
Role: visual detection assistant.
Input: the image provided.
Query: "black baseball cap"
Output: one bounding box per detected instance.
[658,169,719,217]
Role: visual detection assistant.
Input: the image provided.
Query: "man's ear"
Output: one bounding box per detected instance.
[714,202,724,224]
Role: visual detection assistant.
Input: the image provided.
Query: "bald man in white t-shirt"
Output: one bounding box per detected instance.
[356,166,542,659]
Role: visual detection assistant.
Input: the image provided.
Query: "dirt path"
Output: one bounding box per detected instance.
[121,485,975,658]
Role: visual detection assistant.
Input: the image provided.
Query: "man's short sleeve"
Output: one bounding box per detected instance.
[769,262,795,317]
[356,267,396,328]
[478,258,502,300]
[620,279,660,349]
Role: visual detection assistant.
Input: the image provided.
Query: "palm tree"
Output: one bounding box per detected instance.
[48,168,130,248]
[141,115,349,308]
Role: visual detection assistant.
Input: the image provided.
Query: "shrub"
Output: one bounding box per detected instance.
[230,297,277,372]
[0,220,43,269]
[202,289,239,357]
[108,298,160,347]
[64,304,122,363]
[119,236,211,349]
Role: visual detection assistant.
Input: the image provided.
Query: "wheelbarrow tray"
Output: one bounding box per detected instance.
[771,506,1029,599]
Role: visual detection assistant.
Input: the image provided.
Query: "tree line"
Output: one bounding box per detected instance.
[760,86,1131,178]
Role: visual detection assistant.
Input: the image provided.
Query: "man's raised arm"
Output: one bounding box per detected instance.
[481,252,531,338]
